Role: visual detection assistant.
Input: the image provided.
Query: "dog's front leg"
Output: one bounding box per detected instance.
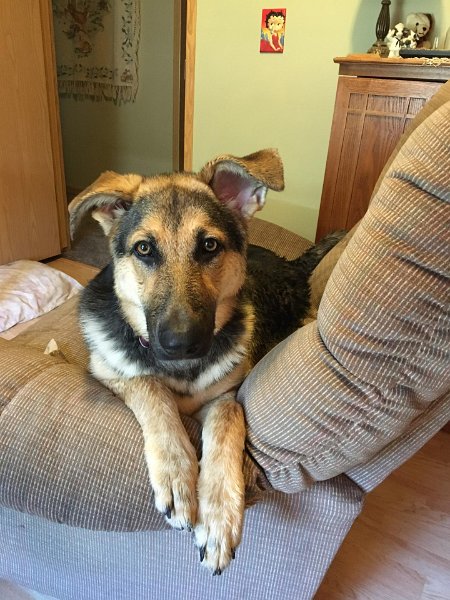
[194,393,246,574]
[106,376,199,530]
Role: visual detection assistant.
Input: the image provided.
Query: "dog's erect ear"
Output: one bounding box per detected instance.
[198,148,284,219]
[68,171,144,238]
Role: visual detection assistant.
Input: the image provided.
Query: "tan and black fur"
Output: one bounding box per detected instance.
[69,149,341,575]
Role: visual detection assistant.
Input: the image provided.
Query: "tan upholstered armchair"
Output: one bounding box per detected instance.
[0,83,449,600]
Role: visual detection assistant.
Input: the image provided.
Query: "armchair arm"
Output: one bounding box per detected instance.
[238,100,450,493]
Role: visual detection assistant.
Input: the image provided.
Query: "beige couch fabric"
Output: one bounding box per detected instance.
[238,100,450,492]
[0,335,203,531]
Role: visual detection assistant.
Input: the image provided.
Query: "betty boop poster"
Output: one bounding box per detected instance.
[260,9,286,53]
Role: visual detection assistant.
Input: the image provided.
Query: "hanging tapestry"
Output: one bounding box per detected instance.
[52,0,140,104]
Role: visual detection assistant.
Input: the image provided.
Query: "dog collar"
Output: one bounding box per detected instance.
[139,336,150,348]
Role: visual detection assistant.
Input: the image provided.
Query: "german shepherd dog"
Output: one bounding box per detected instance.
[69,149,340,575]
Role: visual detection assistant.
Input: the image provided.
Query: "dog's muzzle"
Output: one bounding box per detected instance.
[155,308,214,360]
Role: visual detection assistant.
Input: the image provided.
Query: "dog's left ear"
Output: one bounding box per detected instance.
[199,148,284,219]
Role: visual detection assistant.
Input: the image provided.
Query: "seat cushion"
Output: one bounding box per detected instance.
[0,475,363,600]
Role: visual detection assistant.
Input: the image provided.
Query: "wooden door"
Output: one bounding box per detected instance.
[173,0,196,172]
[0,0,67,264]
[316,77,442,241]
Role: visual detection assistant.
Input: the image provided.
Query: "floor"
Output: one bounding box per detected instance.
[315,430,450,600]
[2,258,449,599]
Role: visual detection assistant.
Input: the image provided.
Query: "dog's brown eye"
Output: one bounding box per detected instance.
[204,238,219,252]
[135,241,152,256]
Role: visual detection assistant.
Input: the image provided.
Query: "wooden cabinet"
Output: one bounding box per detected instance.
[316,55,450,241]
[0,0,68,264]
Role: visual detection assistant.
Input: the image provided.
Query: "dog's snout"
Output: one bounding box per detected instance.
[157,309,213,360]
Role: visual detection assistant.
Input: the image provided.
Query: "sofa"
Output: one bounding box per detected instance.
[0,82,449,600]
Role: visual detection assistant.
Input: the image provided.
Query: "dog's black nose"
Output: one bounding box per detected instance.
[157,310,213,360]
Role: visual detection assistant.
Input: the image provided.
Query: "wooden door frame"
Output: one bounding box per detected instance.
[173,0,196,172]
[40,0,69,249]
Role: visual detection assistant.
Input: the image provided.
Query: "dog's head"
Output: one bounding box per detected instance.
[69,149,284,361]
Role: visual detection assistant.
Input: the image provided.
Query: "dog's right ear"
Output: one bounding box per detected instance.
[68,171,144,238]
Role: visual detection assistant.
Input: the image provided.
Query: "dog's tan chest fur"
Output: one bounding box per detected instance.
[90,340,251,418]
[172,359,251,415]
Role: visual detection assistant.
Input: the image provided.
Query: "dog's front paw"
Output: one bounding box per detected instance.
[194,469,245,574]
[146,442,199,531]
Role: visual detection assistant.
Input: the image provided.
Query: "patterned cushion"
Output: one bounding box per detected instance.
[307,223,358,316]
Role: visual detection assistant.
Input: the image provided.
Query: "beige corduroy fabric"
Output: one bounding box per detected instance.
[238,100,450,492]
[248,217,312,259]
[0,337,203,531]
[1,475,363,600]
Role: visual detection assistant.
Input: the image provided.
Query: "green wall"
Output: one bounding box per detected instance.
[192,0,449,240]
[57,0,449,236]
[58,1,174,190]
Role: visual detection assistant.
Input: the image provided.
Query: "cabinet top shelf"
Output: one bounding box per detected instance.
[334,54,450,82]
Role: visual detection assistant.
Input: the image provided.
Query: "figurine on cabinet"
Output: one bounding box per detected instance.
[385,23,419,57]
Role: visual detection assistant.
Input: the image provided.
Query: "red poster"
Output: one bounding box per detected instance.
[260,9,286,53]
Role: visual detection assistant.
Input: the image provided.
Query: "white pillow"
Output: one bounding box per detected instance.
[0,260,82,333]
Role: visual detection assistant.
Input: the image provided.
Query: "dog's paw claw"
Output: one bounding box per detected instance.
[194,465,244,573]
[173,521,193,533]
[148,448,198,532]
[165,510,196,532]
[198,545,206,562]
[194,519,241,574]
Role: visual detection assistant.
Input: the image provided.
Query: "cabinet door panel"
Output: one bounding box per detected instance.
[0,0,64,263]
[316,77,441,241]
[349,113,404,227]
